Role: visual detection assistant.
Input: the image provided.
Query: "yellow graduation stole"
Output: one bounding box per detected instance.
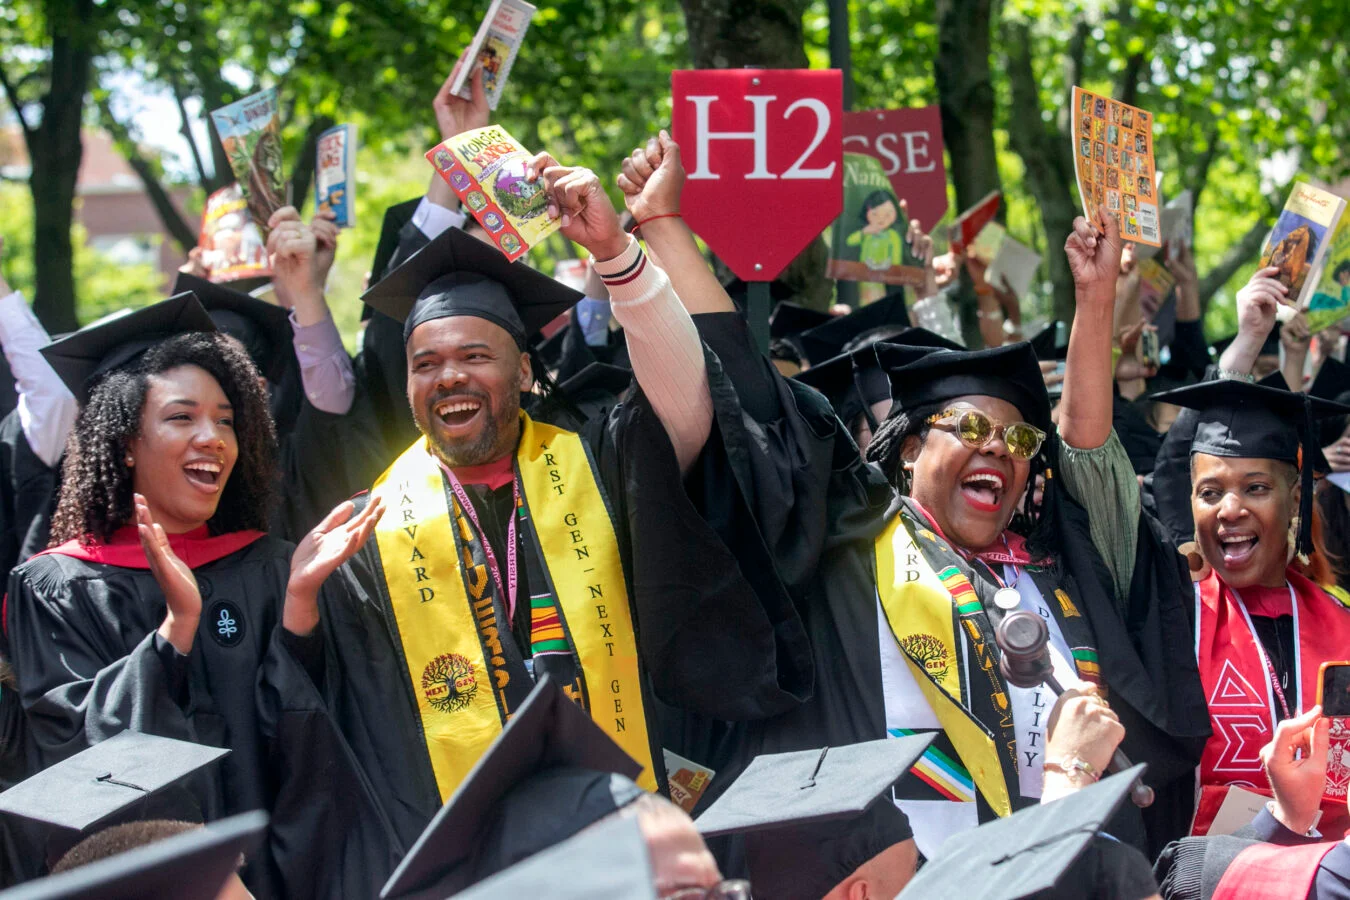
[873,515,1012,817]
[372,414,656,801]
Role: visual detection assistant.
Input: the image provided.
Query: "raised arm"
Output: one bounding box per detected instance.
[530,151,712,473]
[1219,266,1283,377]
[1059,207,1123,451]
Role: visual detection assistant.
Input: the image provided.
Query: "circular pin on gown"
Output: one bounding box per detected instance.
[993,587,1021,611]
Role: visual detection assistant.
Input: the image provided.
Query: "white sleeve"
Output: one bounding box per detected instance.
[0,291,76,467]
[413,198,469,240]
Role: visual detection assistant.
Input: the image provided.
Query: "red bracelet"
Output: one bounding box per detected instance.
[631,213,682,233]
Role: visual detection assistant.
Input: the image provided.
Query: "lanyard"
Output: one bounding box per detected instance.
[1231,583,1297,722]
[444,467,520,621]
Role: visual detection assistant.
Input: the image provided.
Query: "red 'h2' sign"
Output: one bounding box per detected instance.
[672,69,843,282]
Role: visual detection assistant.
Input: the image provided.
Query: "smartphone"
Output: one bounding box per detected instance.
[1318,661,1350,717]
[1138,329,1160,369]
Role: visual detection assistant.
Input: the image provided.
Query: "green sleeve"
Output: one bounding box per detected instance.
[846,230,863,247]
[1056,430,1140,607]
[888,230,904,266]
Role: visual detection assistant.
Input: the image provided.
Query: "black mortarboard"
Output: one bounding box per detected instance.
[0,732,229,864]
[447,816,656,900]
[794,347,891,431]
[40,294,218,404]
[1030,322,1069,361]
[696,737,931,900]
[724,278,796,307]
[362,226,583,349]
[369,197,423,288]
[1211,325,1280,360]
[1150,378,1350,557]
[1307,357,1350,474]
[380,676,645,900]
[0,810,267,900]
[172,272,292,382]
[797,293,908,365]
[877,341,1053,434]
[891,326,965,352]
[897,766,1151,900]
[769,302,833,340]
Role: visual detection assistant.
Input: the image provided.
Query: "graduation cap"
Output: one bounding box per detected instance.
[0,810,268,900]
[896,766,1151,900]
[877,340,1053,434]
[379,675,646,900]
[173,272,292,382]
[1150,378,1350,557]
[362,226,583,349]
[40,293,218,405]
[0,731,230,865]
[695,736,932,900]
[369,196,423,288]
[797,293,909,365]
[794,347,889,431]
[769,302,833,341]
[448,816,656,900]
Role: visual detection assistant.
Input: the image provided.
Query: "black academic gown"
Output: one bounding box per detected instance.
[661,320,1209,865]
[1,533,390,899]
[292,333,815,886]
[0,409,59,592]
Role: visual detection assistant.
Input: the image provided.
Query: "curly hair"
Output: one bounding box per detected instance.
[865,400,1059,560]
[49,332,277,545]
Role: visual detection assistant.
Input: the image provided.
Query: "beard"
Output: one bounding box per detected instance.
[417,386,521,469]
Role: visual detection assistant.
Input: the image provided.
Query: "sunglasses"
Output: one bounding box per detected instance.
[664,880,753,900]
[925,407,1047,461]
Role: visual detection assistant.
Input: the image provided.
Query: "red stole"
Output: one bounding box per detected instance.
[1193,568,1350,836]
[1212,841,1336,900]
[37,526,266,570]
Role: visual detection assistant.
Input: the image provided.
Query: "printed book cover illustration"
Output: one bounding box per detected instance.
[198,183,271,283]
[210,87,286,237]
[1305,211,1350,333]
[1259,181,1347,309]
[1135,258,1177,319]
[1071,86,1160,247]
[948,190,1001,256]
[827,153,924,287]
[425,125,559,261]
[450,0,537,111]
[315,123,357,228]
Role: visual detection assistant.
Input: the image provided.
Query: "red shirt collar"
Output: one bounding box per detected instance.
[430,448,516,490]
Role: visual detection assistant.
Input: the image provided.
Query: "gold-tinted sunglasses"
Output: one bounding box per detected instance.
[925,407,1047,460]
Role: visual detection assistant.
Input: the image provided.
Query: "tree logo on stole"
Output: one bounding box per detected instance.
[423,653,478,713]
[901,633,951,682]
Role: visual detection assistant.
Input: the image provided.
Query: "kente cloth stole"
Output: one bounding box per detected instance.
[1192,569,1350,835]
[874,511,1101,818]
[372,415,656,802]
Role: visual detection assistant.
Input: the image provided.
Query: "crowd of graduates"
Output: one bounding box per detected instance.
[1,53,1350,900]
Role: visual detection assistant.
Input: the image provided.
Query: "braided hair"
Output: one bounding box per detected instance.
[49,332,277,545]
[865,399,1060,561]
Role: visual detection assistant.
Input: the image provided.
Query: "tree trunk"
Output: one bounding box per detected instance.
[288,116,335,216]
[934,0,1002,345]
[1002,19,1080,324]
[676,0,833,311]
[25,0,97,333]
[94,96,198,254]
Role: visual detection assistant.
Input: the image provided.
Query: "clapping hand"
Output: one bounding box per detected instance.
[138,494,203,655]
[283,497,385,636]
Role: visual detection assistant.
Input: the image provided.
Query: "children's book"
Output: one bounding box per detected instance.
[1070,87,1160,247]
[1304,212,1350,333]
[450,0,536,111]
[967,221,1005,266]
[827,153,924,287]
[315,123,357,228]
[210,88,286,237]
[198,183,271,283]
[1259,181,1347,309]
[425,125,558,261]
[948,190,1001,256]
[986,233,1042,299]
[1135,258,1177,319]
[1163,189,1193,249]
